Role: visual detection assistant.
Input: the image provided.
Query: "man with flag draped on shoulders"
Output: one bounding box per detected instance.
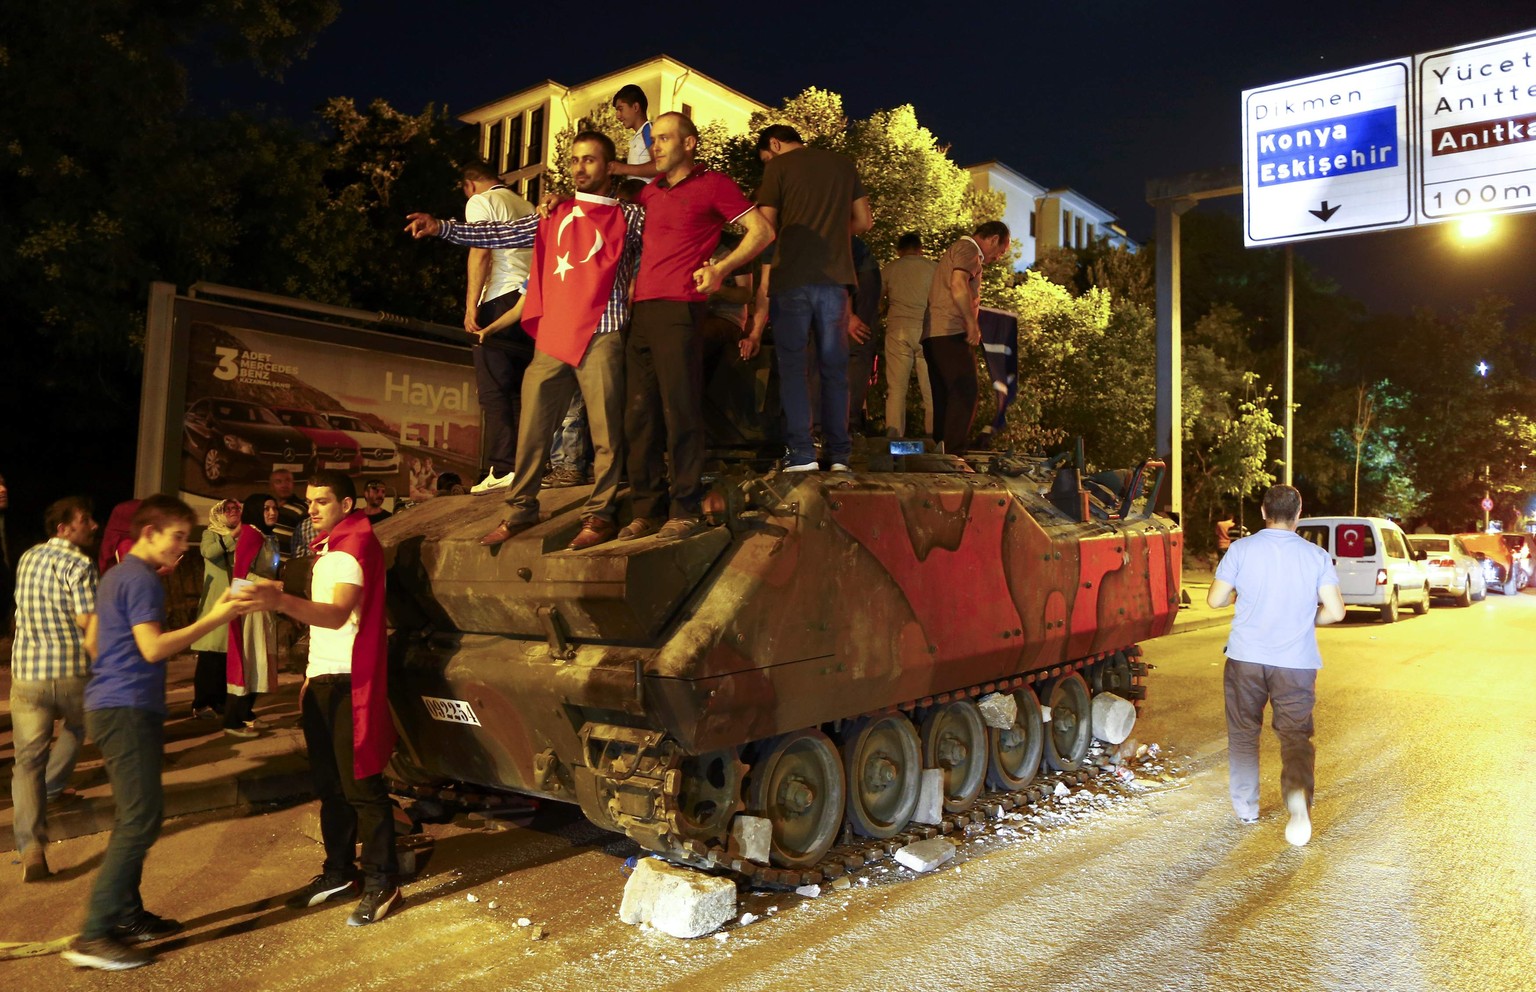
[406,132,643,550]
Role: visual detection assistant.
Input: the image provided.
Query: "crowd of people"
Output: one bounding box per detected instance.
[3,470,401,970]
[405,85,1011,550]
[0,86,1015,973]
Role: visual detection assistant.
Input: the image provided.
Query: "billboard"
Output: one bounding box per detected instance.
[138,284,479,508]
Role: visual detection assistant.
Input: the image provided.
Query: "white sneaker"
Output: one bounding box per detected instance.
[830,463,851,472]
[1284,790,1312,846]
[471,469,514,494]
[782,461,819,473]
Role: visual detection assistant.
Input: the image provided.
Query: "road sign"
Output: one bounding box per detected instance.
[1243,60,1414,246]
[1482,497,1495,512]
[1417,28,1536,222]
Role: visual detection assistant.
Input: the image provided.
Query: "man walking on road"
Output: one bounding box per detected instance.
[1206,484,1345,846]
[10,496,98,881]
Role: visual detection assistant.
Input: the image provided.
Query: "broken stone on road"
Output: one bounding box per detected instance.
[619,858,737,939]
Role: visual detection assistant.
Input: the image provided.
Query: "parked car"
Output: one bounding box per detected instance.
[1296,516,1432,622]
[1406,534,1487,607]
[271,407,362,474]
[1455,532,1527,596]
[1499,533,1535,588]
[183,398,314,484]
[319,410,401,474]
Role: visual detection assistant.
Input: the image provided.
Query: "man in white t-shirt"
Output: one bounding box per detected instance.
[236,471,399,925]
[609,84,655,183]
[1206,484,1345,847]
[462,161,535,494]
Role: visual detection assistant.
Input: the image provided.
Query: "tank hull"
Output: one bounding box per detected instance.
[380,464,1181,861]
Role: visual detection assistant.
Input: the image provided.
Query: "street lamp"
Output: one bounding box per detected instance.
[1457,215,1495,240]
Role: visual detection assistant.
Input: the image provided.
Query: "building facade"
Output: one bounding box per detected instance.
[459,55,767,202]
[967,161,1137,272]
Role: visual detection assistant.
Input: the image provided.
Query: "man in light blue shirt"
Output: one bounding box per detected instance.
[1207,485,1345,846]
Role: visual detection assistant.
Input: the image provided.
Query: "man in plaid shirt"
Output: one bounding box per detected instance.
[10,495,98,881]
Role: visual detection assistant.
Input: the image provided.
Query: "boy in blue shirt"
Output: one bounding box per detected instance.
[62,495,242,971]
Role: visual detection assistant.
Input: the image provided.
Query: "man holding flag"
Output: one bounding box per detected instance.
[406,132,643,550]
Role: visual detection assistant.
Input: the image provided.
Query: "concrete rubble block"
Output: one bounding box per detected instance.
[618,859,737,939]
[730,815,772,864]
[1040,705,1053,724]
[894,837,956,873]
[977,692,1018,730]
[912,768,945,826]
[1090,692,1138,745]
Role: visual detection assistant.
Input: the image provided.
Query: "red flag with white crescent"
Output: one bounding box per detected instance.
[521,191,626,367]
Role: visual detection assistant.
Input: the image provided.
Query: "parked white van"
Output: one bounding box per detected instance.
[1295,516,1432,623]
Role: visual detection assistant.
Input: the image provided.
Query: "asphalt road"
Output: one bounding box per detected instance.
[4,591,1534,991]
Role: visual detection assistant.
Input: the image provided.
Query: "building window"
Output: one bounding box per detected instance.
[527,106,546,168]
[1076,217,1085,245]
[1062,209,1073,247]
[525,175,541,205]
[507,115,524,170]
[1029,211,1036,237]
[485,121,503,171]
[682,102,693,119]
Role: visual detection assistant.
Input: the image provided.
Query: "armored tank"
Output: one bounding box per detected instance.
[378,448,1180,874]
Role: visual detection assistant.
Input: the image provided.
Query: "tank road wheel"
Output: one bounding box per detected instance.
[1091,652,1134,696]
[986,687,1045,791]
[674,748,748,847]
[1380,589,1400,623]
[1042,673,1093,772]
[920,701,987,813]
[747,730,846,869]
[840,714,922,839]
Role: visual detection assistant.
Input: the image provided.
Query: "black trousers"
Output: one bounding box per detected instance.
[923,335,979,456]
[300,679,397,890]
[192,651,227,711]
[626,300,707,520]
[472,291,532,475]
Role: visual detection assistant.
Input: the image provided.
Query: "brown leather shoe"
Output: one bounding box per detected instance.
[567,516,617,551]
[617,517,663,541]
[656,516,704,542]
[479,518,536,547]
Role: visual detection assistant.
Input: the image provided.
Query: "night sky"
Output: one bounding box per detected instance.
[198,2,1536,322]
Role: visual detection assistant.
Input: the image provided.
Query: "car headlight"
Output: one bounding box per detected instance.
[223,434,255,456]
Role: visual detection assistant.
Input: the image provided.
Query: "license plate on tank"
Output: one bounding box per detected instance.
[421,695,481,726]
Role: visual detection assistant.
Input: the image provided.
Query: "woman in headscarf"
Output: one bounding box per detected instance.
[191,498,242,719]
[225,493,282,738]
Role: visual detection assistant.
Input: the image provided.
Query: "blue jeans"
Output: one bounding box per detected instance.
[81,707,164,939]
[548,391,591,472]
[9,677,87,851]
[771,284,852,464]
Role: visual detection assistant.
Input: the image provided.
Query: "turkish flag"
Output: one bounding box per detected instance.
[521,191,627,366]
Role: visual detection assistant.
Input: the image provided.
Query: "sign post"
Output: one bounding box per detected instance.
[1417,28,1536,223]
[1243,60,1415,246]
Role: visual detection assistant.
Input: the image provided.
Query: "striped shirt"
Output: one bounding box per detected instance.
[438,200,645,337]
[12,537,98,680]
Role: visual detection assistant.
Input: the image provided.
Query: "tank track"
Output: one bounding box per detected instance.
[391,648,1152,889]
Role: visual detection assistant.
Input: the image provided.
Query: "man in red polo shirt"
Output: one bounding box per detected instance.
[618,111,775,543]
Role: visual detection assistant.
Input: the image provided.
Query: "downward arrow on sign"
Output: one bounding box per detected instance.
[1309,201,1340,222]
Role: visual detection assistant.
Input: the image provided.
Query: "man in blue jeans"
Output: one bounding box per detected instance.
[63,495,240,971]
[1206,484,1345,847]
[756,125,873,471]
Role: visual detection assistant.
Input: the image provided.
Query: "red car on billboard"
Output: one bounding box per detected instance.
[271,406,362,474]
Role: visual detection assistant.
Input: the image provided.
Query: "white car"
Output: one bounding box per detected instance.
[1406,534,1487,607]
[1296,516,1432,623]
[320,411,400,473]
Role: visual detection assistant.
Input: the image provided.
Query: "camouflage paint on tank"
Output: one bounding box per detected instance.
[381,464,1179,823]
